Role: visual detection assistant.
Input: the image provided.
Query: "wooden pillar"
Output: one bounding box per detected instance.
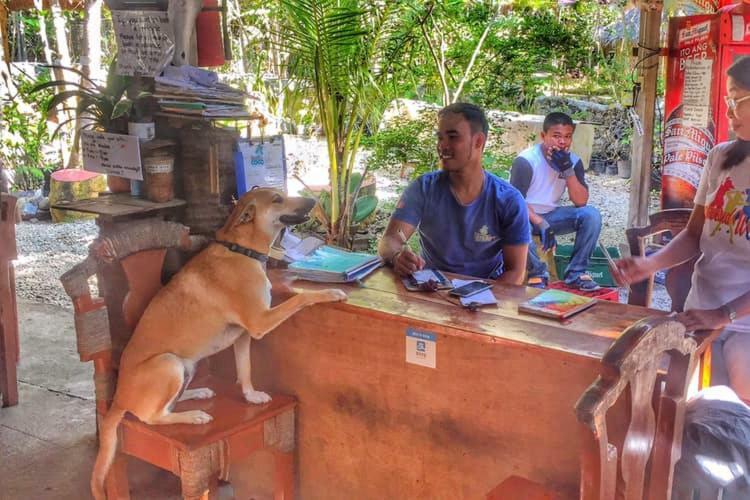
[627,0,663,228]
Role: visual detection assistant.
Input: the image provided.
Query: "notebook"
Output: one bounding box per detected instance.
[288,245,382,283]
[518,289,597,320]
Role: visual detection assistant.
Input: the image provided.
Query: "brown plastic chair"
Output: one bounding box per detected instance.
[625,208,694,312]
[0,193,19,407]
[61,218,296,499]
[487,316,712,500]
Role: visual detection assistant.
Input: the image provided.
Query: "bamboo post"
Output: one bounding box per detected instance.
[627,0,663,229]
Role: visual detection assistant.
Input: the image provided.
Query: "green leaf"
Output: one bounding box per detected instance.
[352,195,377,224]
[111,99,134,119]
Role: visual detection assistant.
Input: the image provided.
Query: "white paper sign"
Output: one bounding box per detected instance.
[682,59,713,128]
[733,15,745,42]
[111,10,174,77]
[82,130,143,180]
[405,328,436,369]
[236,137,287,194]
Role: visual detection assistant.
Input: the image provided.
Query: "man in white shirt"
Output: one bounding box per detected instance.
[509,112,602,291]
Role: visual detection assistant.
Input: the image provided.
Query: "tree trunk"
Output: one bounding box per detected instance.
[49,0,78,168]
[81,0,102,81]
[0,2,13,99]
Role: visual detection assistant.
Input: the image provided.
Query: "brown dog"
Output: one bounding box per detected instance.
[91,188,347,500]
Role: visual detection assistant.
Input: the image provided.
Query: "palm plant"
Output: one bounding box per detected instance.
[279,0,418,247]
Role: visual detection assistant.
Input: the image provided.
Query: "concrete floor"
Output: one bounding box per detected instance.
[0,301,271,499]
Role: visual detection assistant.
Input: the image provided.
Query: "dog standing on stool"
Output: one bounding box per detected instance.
[91,188,347,500]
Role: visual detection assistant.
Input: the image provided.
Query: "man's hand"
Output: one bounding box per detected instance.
[549,149,575,178]
[392,247,425,276]
[536,219,556,252]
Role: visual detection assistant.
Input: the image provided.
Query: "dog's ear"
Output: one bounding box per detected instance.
[236,203,255,226]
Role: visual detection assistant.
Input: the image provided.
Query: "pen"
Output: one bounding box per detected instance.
[397,228,409,253]
[598,241,629,293]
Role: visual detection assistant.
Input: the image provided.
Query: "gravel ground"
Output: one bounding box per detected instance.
[14,219,97,309]
[12,172,669,310]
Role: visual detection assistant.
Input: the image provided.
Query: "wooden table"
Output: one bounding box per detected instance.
[243,268,663,499]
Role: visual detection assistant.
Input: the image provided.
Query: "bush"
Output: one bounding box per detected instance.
[1,69,58,190]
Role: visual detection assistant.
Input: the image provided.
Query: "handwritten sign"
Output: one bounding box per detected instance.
[682,59,713,128]
[111,10,174,77]
[82,131,143,180]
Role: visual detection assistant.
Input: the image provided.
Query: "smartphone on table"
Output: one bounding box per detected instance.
[449,281,492,298]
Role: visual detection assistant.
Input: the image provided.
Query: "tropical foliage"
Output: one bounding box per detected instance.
[278,0,420,246]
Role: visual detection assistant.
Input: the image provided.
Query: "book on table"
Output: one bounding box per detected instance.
[518,288,597,320]
[285,239,382,283]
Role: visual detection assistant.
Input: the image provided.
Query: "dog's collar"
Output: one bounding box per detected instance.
[215,240,269,265]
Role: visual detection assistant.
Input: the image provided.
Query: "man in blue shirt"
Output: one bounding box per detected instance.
[378,103,530,284]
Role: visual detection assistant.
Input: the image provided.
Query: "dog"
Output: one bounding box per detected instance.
[91,188,347,500]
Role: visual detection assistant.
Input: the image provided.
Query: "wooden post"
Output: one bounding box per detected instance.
[627,0,663,228]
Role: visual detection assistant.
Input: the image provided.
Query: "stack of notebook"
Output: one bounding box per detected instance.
[279,233,382,283]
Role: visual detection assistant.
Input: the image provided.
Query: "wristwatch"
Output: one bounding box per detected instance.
[723,304,737,323]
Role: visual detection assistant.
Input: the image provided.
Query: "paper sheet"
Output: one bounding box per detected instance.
[451,279,498,307]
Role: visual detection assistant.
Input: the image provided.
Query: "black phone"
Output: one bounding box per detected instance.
[449,281,492,298]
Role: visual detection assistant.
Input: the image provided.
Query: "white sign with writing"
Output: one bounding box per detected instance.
[82,130,143,180]
[405,328,436,369]
[682,58,713,128]
[111,10,174,77]
[235,136,287,194]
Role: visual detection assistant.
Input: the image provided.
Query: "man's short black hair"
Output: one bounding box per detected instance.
[542,112,575,132]
[438,102,489,136]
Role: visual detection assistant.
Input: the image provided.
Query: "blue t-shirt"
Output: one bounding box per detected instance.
[392,171,530,279]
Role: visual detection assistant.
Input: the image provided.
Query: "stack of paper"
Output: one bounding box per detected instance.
[154,72,262,119]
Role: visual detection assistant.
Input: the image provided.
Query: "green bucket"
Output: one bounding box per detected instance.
[554,244,620,286]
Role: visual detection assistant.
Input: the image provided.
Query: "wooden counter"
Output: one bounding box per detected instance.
[243,269,661,499]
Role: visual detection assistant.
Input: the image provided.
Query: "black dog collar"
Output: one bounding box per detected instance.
[215,240,269,265]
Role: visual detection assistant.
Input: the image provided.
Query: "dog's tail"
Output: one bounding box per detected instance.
[91,403,126,500]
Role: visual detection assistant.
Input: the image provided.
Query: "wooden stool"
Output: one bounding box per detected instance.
[526,235,558,285]
[108,377,296,500]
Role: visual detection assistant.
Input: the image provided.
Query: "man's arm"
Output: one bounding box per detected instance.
[378,217,425,276]
[510,157,546,225]
[566,159,588,206]
[496,243,528,285]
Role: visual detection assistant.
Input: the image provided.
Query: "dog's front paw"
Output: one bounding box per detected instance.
[244,390,272,404]
[183,410,214,424]
[317,289,348,303]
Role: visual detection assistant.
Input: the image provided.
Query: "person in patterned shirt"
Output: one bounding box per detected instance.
[615,56,750,400]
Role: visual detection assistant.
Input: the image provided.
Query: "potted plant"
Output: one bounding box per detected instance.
[30,60,137,193]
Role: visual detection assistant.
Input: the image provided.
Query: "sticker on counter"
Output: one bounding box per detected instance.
[406,328,436,369]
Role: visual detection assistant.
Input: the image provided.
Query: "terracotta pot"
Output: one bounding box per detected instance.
[107,175,131,193]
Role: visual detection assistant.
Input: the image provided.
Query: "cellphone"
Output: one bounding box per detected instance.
[449,281,492,298]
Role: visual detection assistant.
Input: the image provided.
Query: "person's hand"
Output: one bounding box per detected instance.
[536,219,556,252]
[675,308,731,332]
[612,256,653,286]
[549,149,575,178]
[392,247,425,276]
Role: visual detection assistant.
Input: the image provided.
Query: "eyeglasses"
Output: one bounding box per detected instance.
[724,95,750,114]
